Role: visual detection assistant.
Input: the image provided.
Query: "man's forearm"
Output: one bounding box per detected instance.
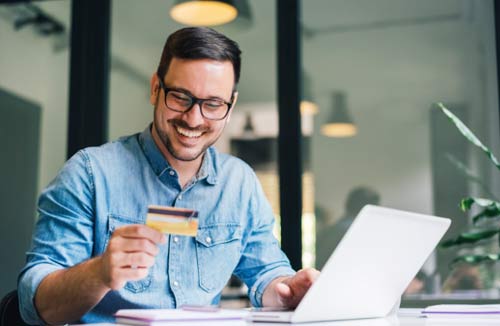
[34,257,110,325]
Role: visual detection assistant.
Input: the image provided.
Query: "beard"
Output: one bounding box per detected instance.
[153,106,226,162]
[156,121,212,162]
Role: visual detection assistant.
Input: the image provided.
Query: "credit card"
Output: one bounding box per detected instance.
[146,205,199,236]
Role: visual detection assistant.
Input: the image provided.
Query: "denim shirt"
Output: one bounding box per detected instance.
[18,126,295,325]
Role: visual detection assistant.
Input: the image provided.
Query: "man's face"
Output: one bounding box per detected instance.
[150,58,237,163]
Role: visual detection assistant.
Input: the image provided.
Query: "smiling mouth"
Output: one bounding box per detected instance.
[175,126,203,138]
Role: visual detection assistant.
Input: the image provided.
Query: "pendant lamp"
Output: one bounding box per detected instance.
[300,71,319,115]
[170,0,238,26]
[321,91,357,137]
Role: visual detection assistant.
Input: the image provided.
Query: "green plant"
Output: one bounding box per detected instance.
[437,103,500,266]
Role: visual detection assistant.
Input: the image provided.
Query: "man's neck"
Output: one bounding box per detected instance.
[151,126,203,188]
[169,157,202,189]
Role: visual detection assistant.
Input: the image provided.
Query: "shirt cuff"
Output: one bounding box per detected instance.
[18,263,62,325]
[249,266,296,307]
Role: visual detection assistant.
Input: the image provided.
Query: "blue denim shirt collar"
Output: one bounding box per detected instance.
[138,125,217,185]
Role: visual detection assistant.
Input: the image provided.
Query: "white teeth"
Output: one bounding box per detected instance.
[176,126,202,138]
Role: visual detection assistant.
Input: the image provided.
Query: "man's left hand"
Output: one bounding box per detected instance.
[262,268,320,308]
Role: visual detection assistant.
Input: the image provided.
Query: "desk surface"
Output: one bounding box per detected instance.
[75,311,500,326]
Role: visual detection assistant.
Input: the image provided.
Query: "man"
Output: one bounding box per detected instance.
[315,186,380,269]
[18,27,319,325]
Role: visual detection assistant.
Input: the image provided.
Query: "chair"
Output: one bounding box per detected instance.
[0,290,30,326]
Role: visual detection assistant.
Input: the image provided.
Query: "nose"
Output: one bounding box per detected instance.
[182,101,205,127]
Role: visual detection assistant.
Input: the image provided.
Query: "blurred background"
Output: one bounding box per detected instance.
[1,0,499,307]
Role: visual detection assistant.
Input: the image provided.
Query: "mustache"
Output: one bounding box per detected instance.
[168,119,209,132]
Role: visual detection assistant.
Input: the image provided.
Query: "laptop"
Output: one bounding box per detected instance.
[249,205,451,323]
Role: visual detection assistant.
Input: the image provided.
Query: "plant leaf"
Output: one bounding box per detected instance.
[473,207,500,224]
[438,103,500,170]
[440,229,500,248]
[461,197,500,209]
[459,197,500,224]
[450,253,500,266]
[445,153,497,200]
[460,198,475,211]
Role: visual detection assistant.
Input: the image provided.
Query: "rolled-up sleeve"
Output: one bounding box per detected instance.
[233,172,296,307]
[17,150,95,325]
[18,264,62,324]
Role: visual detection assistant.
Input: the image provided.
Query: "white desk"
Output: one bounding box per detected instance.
[79,317,500,326]
[75,311,500,326]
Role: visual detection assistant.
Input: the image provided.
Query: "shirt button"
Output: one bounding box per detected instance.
[205,236,212,244]
[173,281,179,287]
[173,236,179,243]
[169,170,175,176]
[178,195,183,200]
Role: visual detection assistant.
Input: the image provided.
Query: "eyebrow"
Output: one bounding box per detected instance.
[166,85,231,102]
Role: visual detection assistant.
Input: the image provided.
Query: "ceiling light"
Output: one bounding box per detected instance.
[170,0,238,26]
[241,112,257,139]
[300,70,318,115]
[321,91,357,137]
[300,100,319,115]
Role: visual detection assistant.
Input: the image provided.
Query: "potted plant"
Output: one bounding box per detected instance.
[437,103,500,291]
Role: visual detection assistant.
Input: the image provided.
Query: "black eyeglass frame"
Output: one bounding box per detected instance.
[156,74,234,121]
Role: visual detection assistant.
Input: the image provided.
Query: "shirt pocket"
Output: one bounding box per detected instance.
[105,214,152,293]
[195,223,242,292]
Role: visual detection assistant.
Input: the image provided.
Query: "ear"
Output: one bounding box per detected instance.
[226,91,238,123]
[150,73,159,106]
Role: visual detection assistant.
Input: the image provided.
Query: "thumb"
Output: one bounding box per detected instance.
[275,282,292,306]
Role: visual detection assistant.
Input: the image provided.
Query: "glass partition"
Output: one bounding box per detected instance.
[0,0,71,296]
[302,0,500,302]
[109,0,279,307]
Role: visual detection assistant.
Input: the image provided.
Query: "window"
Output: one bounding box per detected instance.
[108,0,280,307]
[0,0,71,295]
[302,0,500,302]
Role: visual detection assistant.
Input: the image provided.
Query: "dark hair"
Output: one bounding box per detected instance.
[156,27,242,86]
[345,186,380,214]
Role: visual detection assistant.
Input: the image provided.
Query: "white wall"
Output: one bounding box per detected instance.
[108,68,153,140]
[0,7,69,196]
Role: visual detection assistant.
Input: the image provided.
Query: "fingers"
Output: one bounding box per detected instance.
[296,268,320,285]
[275,282,292,306]
[284,268,319,289]
[120,266,150,281]
[114,224,166,244]
[107,264,150,289]
[109,237,160,257]
[112,252,156,269]
[278,268,321,308]
[302,268,321,280]
[275,282,292,296]
[108,225,165,269]
[100,224,166,290]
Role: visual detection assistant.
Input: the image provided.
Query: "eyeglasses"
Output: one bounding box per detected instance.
[157,74,233,121]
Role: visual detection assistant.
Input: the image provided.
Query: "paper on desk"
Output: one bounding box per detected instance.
[115,308,248,325]
[422,304,500,318]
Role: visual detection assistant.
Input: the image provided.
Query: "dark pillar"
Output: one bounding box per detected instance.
[67,0,111,158]
[277,0,302,270]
